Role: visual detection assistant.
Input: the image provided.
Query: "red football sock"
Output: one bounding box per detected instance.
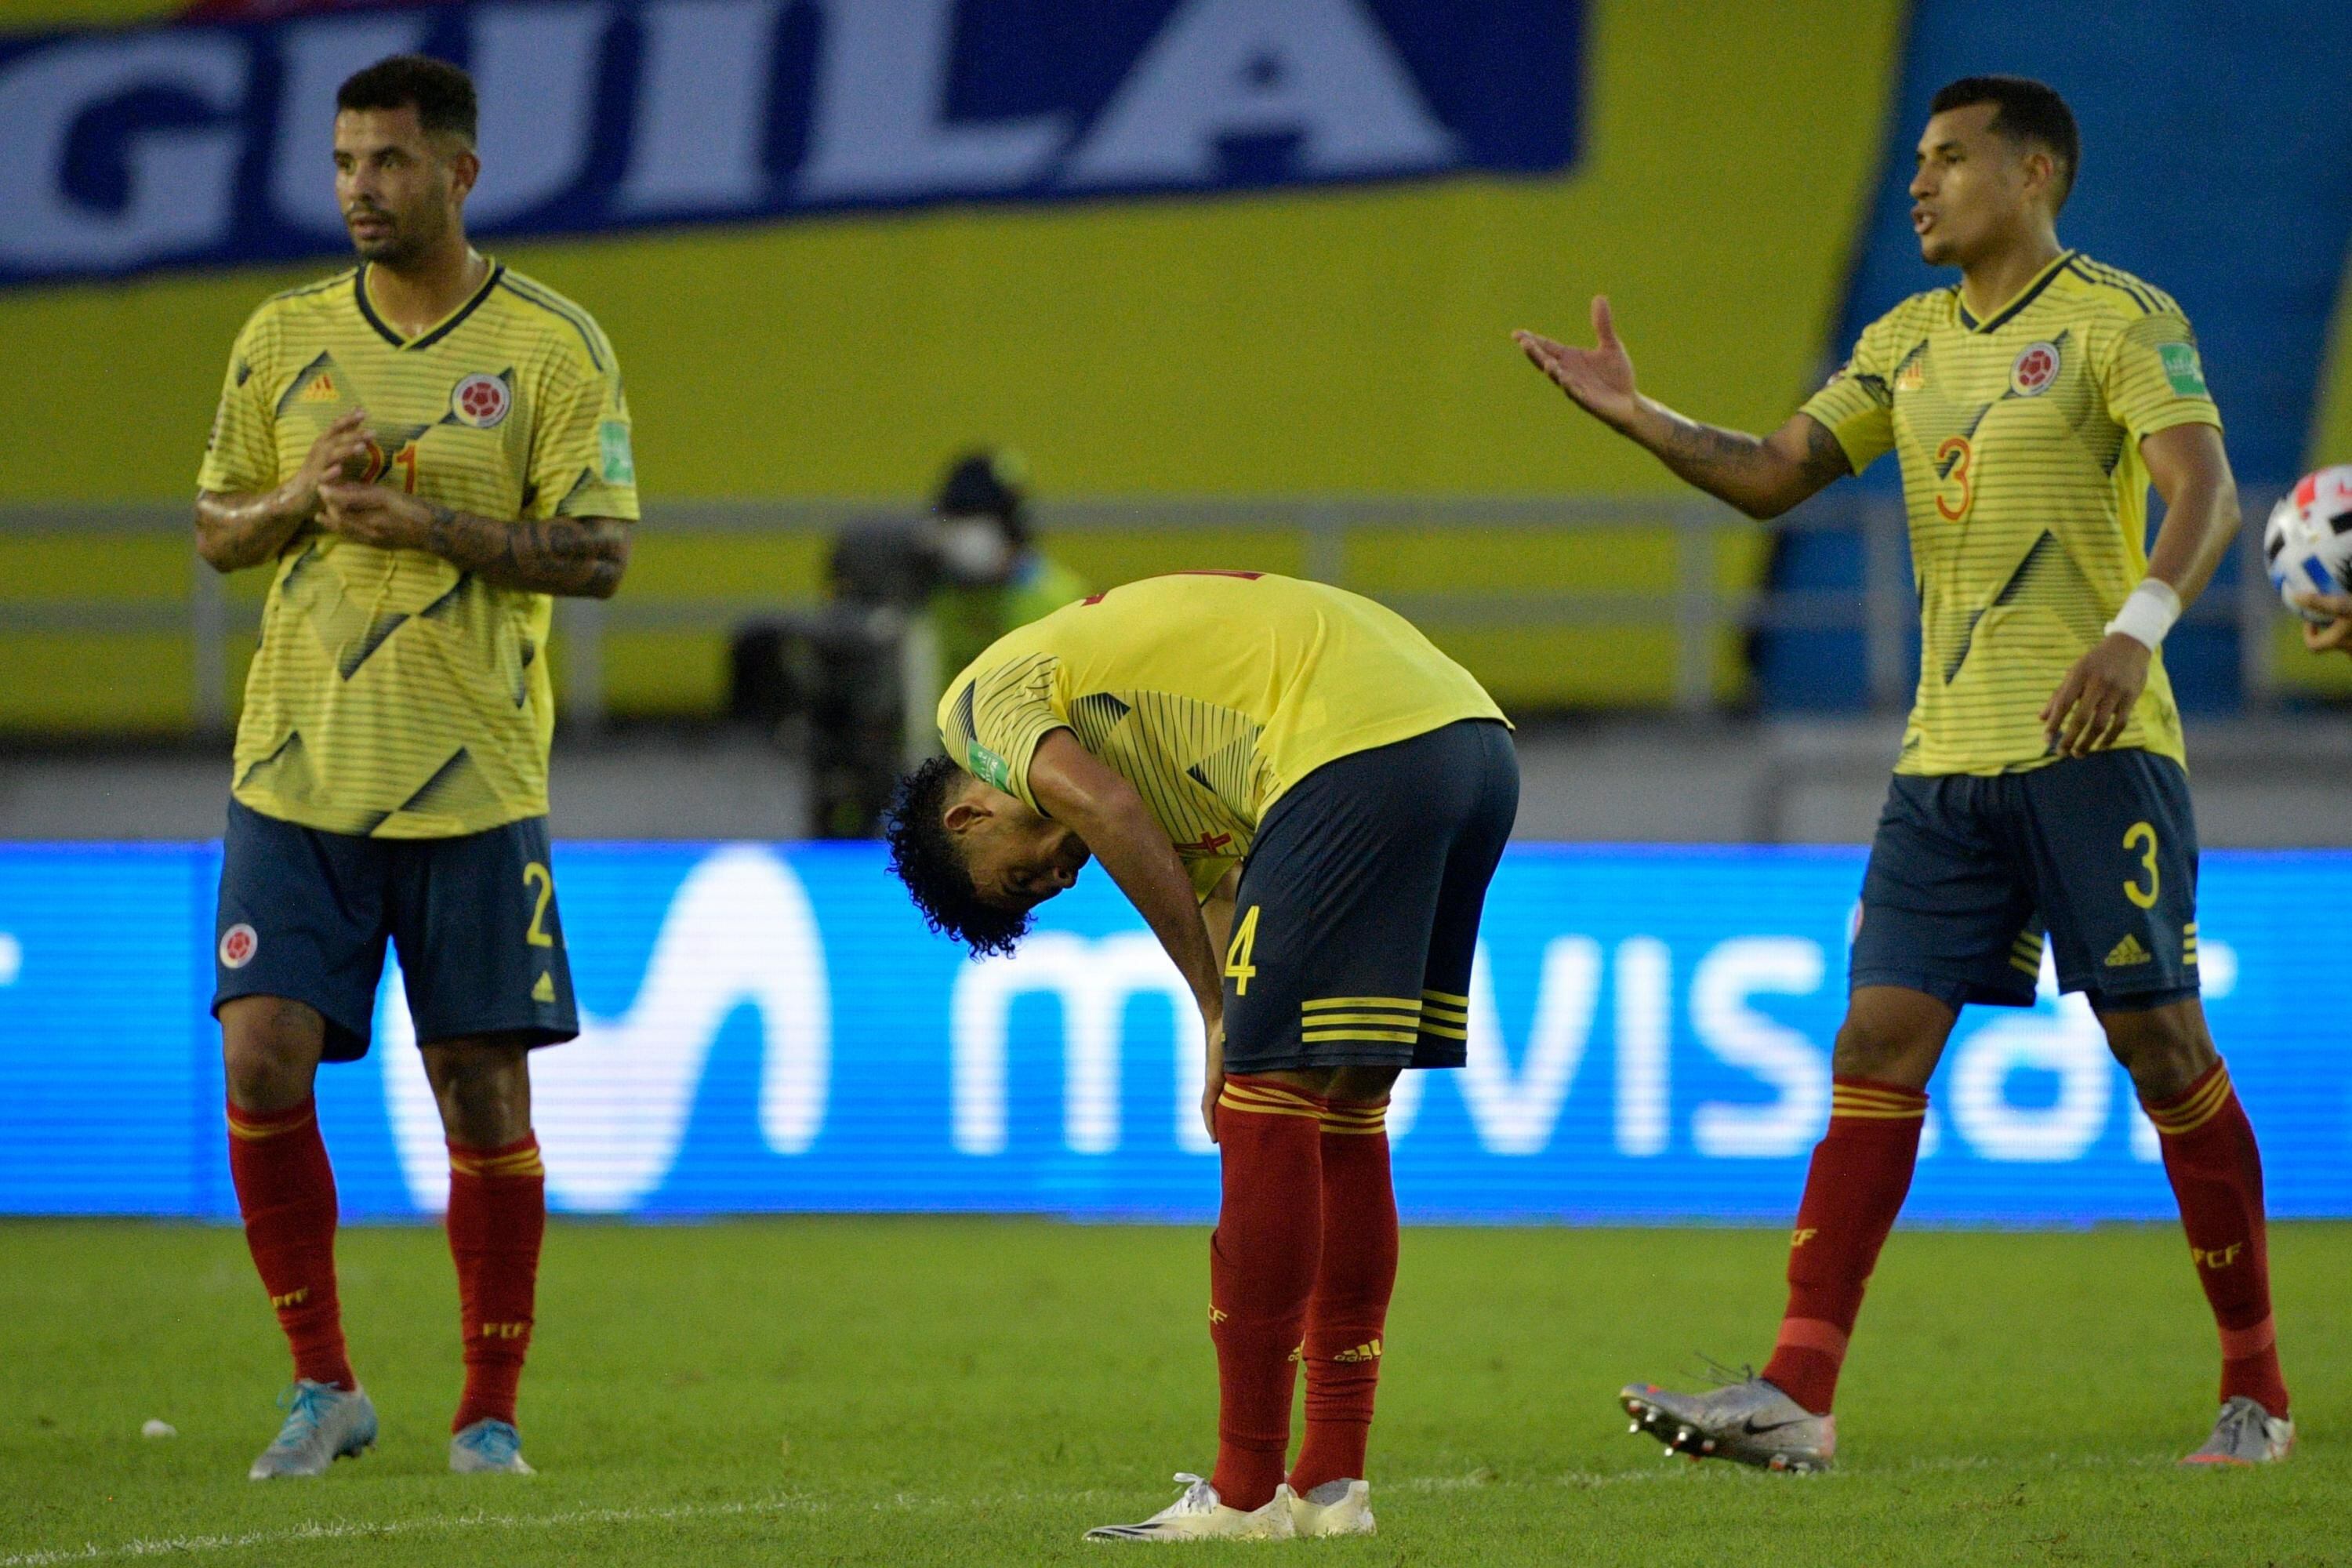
[446,1134,546,1432]
[2143,1062,2288,1417]
[1759,1077,1926,1415]
[1289,1094,1397,1497]
[1207,1077,1325,1511]
[227,1096,354,1391]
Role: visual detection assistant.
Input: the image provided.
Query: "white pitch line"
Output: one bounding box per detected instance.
[0,1454,2174,1566]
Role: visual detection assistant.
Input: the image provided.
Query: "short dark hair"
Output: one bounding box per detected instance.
[884,755,1036,958]
[337,54,477,146]
[1929,75,2078,208]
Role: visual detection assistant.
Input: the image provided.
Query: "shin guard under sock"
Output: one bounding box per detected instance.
[2143,1062,2288,1416]
[446,1134,546,1432]
[227,1097,354,1391]
[1759,1078,1926,1414]
[1289,1094,1396,1497]
[1207,1078,1325,1511]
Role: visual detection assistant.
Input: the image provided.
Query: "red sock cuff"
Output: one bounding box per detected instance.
[1830,1076,1928,1122]
[448,1134,544,1179]
[1319,1093,1388,1136]
[2142,1061,2232,1134]
[1220,1076,1327,1120]
[228,1097,318,1137]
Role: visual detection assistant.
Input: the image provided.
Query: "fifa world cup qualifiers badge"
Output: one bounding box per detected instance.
[219,924,258,969]
[967,744,1012,792]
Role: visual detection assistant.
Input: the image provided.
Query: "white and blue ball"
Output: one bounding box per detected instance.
[2263,465,2352,624]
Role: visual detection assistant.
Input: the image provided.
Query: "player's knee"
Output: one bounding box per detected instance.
[1830,1017,1937,1086]
[423,1040,533,1145]
[2097,1000,2216,1102]
[219,996,324,1110]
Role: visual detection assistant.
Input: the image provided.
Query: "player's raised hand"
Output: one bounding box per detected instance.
[288,409,372,517]
[1513,296,1642,431]
[2289,589,2352,655]
[2042,633,2151,757]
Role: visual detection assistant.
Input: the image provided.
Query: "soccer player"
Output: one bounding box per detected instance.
[193,55,637,1478]
[884,572,1516,1541]
[1516,75,2290,1468]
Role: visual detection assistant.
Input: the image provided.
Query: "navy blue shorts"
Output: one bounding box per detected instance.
[1221,719,1519,1075]
[212,798,580,1061]
[1849,749,2200,1014]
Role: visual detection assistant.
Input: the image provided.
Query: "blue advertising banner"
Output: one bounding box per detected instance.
[0,841,2343,1224]
[0,0,1583,285]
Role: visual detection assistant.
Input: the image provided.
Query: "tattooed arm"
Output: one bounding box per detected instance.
[314,480,632,598]
[1628,406,1853,521]
[195,409,372,572]
[1514,296,1850,518]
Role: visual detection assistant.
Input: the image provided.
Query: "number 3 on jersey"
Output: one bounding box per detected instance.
[1936,434,1975,521]
[1224,905,1262,995]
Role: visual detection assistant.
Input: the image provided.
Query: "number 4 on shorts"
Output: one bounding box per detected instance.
[1224,906,1261,996]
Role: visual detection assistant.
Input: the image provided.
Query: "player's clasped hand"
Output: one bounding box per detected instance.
[2041,631,2150,757]
[2288,589,2352,655]
[292,409,372,515]
[318,477,435,551]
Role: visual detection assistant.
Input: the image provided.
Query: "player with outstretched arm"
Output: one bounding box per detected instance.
[194,55,637,1478]
[1515,75,2288,1468]
[884,572,1517,1541]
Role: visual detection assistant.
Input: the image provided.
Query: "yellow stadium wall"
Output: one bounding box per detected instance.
[0,0,1904,729]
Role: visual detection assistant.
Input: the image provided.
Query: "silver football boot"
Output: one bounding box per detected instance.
[247,1381,377,1479]
[2180,1396,2293,1466]
[1620,1372,1835,1472]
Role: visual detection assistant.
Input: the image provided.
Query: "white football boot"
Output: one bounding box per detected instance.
[247,1381,377,1479]
[1084,1474,1297,1542]
[1620,1374,1835,1472]
[2180,1397,2294,1466]
[1289,1479,1376,1537]
[450,1417,535,1474]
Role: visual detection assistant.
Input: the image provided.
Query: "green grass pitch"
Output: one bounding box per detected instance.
[2,1219,2344,1566]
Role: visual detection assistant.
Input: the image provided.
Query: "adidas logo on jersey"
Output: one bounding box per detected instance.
[300,373,338,401]
[2104,934,2153,967]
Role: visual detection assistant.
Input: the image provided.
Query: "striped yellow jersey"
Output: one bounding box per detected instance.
[1801,250,2220,775]
[198,260,638,837]
[939,572,1506,898]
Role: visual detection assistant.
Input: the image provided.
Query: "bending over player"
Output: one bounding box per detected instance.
[884,572,1516,1541]
[1517,75,2288,1468]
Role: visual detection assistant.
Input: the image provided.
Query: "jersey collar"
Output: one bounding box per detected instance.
[1954,248,2074,335]
[355,257,503,350]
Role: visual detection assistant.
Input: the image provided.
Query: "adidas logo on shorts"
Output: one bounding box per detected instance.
[2104,934,2153,967]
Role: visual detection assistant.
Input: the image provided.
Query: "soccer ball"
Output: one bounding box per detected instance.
[2263,466,2352,623]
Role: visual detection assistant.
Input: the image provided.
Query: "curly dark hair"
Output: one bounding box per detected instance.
[884,755,1036,958]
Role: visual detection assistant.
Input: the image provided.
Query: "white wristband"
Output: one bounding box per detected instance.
[2105,578,2181,650]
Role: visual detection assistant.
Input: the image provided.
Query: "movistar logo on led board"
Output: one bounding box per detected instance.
[0,0,1584,285]
[0,841,2344,1225]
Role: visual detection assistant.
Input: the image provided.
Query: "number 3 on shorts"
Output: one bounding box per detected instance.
[1224,905,1261,995]
[2122,822,2160,910]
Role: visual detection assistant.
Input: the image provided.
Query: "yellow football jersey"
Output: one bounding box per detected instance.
[198,260,638,837]
[938,572,1506,897]
[1801,249,2220,775]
